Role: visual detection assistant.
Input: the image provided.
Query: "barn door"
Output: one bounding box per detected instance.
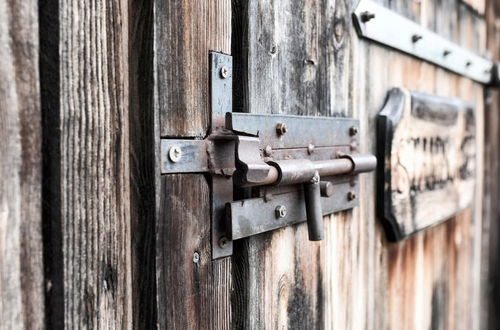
[158,0,489,329]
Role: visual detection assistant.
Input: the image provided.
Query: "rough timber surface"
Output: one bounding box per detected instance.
[232,0,487,328]
[155,0,232,329]
[377,88,476,241]
[0,0,44,328]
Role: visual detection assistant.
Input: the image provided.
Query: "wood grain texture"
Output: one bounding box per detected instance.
[155,0,232,328]
[484,0,500,328]
[0,0,44,328]
[377,89,476,241]
[40,0,133,327]
[157,0,231,137]
[232,0,487,328]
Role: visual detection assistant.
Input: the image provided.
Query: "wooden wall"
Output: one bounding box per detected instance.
[0,0,498,329]
[0,0,44,328]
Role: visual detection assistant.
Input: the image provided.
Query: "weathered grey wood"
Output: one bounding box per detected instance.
[155,0,232,328]
[158,0,231,137]
[232,0,488,328]
[0,0,44,328]
[41,0,133,327]
[484,0,500,329]
[377,88,476,241]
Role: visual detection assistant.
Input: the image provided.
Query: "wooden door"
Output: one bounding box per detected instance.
[158,0,494,329]
[2,0,499,329]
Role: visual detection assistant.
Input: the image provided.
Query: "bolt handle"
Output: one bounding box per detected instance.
[303,173,323,241]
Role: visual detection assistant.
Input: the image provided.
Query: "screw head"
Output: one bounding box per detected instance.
[443,50,451,57]
[349,126,359,136]
[276,123,288,136]
[360,11,376,22]
[193,252,200,263]
[168,146,182,162]
[218,237,229,248]
[307,144,315,155]
[310,172,320,184]
[220,66,229,79]
[465,61,472,67]
[412,34,423,43]
[264,145,273,156]
[275,205,287,219]
[347,191,356,201]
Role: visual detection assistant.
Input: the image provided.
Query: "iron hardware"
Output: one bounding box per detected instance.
[353,0,495,84]
[161,53,377,259]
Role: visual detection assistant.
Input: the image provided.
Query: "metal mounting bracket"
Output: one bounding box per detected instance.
[161,52,377,259]
[353,0,495,85]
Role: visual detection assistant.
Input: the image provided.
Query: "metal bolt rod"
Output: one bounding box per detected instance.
[304,173,323,241]
[237,154,376,187]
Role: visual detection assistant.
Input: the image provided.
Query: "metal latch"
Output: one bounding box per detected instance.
[161,53,377,259]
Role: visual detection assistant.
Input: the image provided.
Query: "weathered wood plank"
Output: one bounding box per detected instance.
[377,88,476,241]
[157,0,231,137]
[233,0,488,329]
[41,0,133,327]
[0,0,44,328]
[155,0,232,328]
[483,0,500,328]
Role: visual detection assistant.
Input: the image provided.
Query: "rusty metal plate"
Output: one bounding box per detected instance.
[226,112,359,149]
[160,139,208,173]
[377,88,475,241]
[228,180,358,240]
[353,0,494,84]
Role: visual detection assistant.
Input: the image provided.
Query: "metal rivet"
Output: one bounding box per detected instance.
[349,126,359,136]
[276,123,288,136]
[218,237,229,248]
[307,144,315,155]
[360,11,376,22]
[168,145,182,162]
[275,205,287,219]
[220,66,229,79]
[443,50,451,57]
[264,145,273,156]
[412,34,423,43]
[347,191,356,201]
[193,252,200,263]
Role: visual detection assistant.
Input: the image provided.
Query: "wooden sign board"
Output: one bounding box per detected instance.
[377,88,475,241]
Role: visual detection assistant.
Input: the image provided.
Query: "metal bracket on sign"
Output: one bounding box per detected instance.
[353,0,495,85]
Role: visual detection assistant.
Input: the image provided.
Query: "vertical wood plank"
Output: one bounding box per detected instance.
[155,0,232,328]
[41,0,133,327]
[233,0,489,329]
[157,0,231,137]
[484,0,500,328]
[0,0,44,328]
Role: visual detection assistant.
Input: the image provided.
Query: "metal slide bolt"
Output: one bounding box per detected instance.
[168,145,182,162]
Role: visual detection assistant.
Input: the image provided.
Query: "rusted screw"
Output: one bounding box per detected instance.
[275,205,287,219]
[276,123,288,136]
[307,144,315,155]
[412,34,423,43]
[220,66,229,79]
[347,191,356,201]
[360,11,376,22]
[168,145,182,162]
[193,252,200,263]
[264,145,273,156]
[218,237,229,248]
[349,126,359,136]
